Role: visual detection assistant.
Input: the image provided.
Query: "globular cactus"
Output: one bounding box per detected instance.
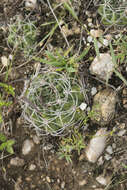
[21,69,84,136]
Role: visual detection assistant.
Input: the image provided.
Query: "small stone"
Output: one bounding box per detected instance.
[112,143,116,149]
[87,18,92,23]
[25,0,38,9]
[91,88,117,125]
[104,154,112,161]
[22,139,34,155]
[96,175,110,186]
[32,135,40,144]
[1,56,8,67]
[103,39,109,46]
[106,145,113,154]
[91,87,97,96]
[117,129,126,136]
[86,128,108,163]
[10,157,25,167]
[79,179,87,186]
[87,36,93,43]
[61,181,65,189]
[29,163,36,171]
[89,53,114,81]
[98,156,104,165]
[79,103,87,111]
[90,29,103,38]
[46,176,51,183]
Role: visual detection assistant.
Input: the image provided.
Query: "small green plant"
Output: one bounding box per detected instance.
[58,128,85,162]
[21,70,85,135]
[0,82,15,123]
[7,16,37,58]
[35,46,90,73]
[0,133,15,154]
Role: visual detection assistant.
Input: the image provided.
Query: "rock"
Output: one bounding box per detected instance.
[87,36,93,43]
[79,102,87,111]
[86,128,108,163]
[90,29,103,38]
[10,157,25,167]
[46,176,51,183]
[103,39,109,46]
[106,145,113,154]
[91,88,117,125]
[78,179,87,186]
[91,87,97,96]
[117,129,126,136]
[96,174,111,186]
[1,56,8,67]
[25,0,38,9]
[61,181,65,189]
[32,135,40,144]
[29,163,36,171]
[22,139,34,155]
[104,154,112,161]
[89,53,114,81]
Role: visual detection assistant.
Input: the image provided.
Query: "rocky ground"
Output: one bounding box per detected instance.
[0,0,127,190]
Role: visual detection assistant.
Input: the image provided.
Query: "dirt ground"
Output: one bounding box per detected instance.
[0,0,127,190]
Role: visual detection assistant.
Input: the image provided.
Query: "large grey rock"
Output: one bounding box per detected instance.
[89,53,114,81]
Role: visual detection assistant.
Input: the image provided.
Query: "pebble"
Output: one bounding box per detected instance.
[117,129,126,136]
[103,39,109,46]
[97,156,104,165]
[86,128,108,163]
[104,154,112,161]
[25,0,38,9]
[91,88,117,125]
[22,139,34,155]
[10,157,25,167]
[87,18,92,23]
[61,181,65,189]
[89,53,114,81]
[29,163,36,171]
[106,145,113,154]
[112,143,116,149]
[96,175,110,186]
[78,179,87,186]
[79,102,87,111]
[1,56,8,67]
[91,87,97,96]
[87,36,93,43]
[90,29,103,38]
[46,176,51,183]
[32,135,40,144]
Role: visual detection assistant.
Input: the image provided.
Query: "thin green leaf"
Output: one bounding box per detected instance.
[76,46,90,62]
[93,37,100,59]
[63,2,79,21]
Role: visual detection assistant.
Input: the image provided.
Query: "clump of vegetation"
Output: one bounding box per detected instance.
[21,70,85,136]
[7,16,37,58]
[35,46,90,73]
[98,0,127,26]
[57,128,85,163]
[0,82,15,123]
[0,133,15,154]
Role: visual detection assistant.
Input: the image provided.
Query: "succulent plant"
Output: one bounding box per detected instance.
[21,69,84,136]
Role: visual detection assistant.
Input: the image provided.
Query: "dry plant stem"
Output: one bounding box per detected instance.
[46,0,70,47]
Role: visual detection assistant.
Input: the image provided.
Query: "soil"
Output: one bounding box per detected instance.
[0,0,127,190]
